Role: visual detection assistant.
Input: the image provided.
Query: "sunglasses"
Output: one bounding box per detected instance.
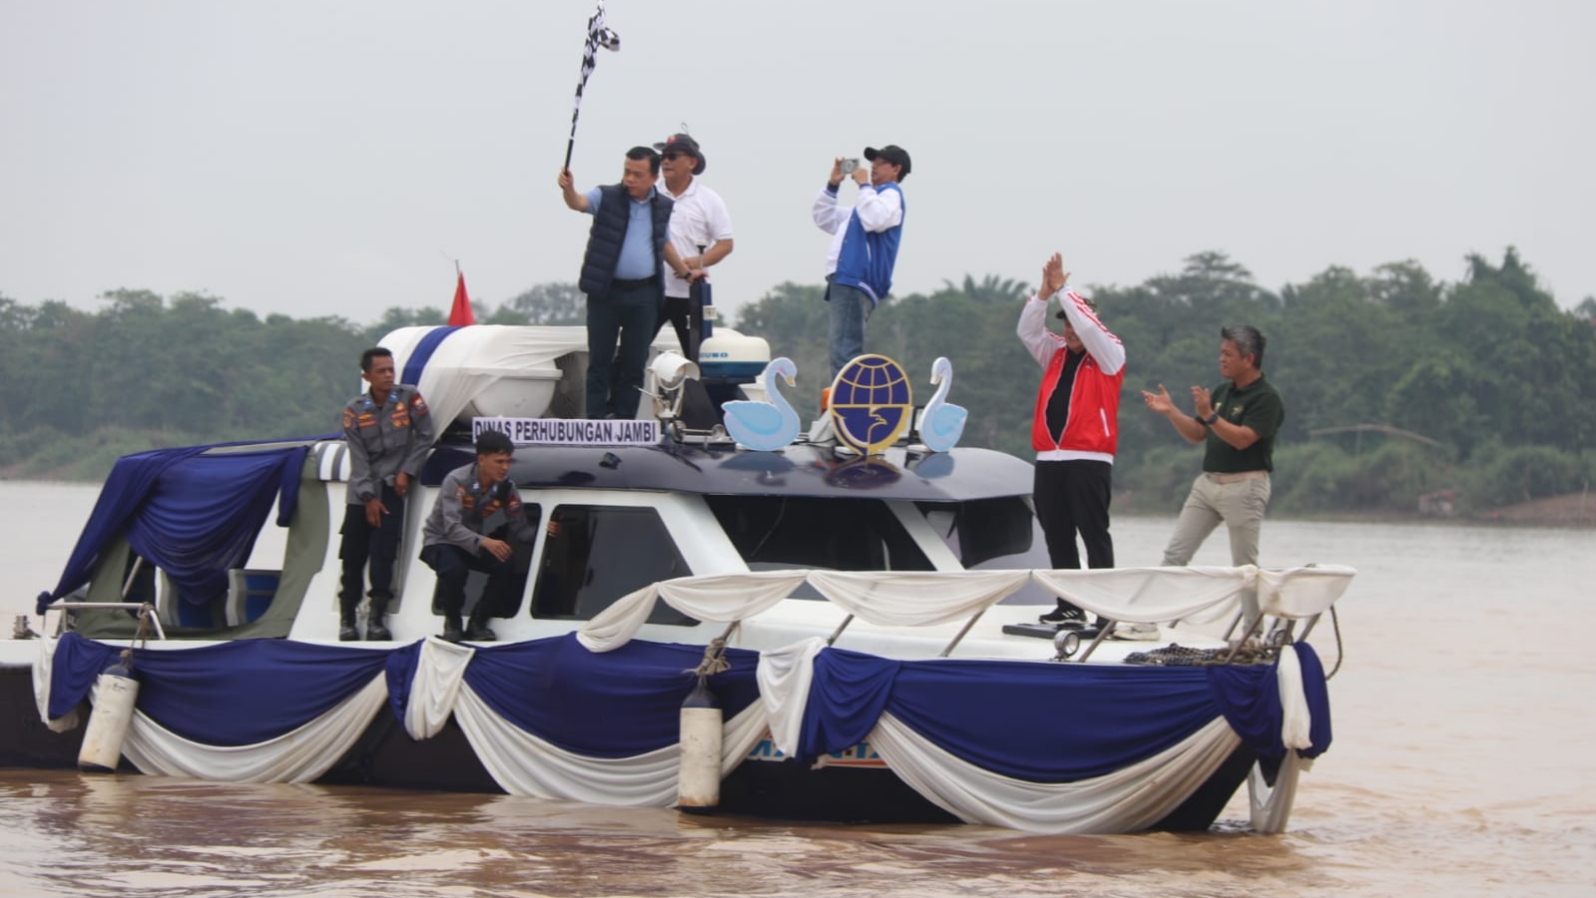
[662,152,691,161]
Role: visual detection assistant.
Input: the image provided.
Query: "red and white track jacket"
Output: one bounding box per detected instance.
[1017,290,1126,462]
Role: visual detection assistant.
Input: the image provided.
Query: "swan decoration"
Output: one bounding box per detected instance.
[920,356,968,452]
[722,357,801,451]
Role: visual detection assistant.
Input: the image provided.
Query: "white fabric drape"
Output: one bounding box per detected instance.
[807,570,1031,627]
[1277,644,1313,750]
[381,325,588,428]
[754,637,827,758]
[578,566,1357,653]
[404,637,476,740]
[870,713,1242,834]
[578,571,809,652]
[1257,565,1357,618]
[453,685,768,805]
[33,636,80,733]
[117,674,389,783]
[1248,750,1303,834]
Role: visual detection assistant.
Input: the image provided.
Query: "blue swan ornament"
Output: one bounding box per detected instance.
[722,357,801,451]
[920,356,968,452]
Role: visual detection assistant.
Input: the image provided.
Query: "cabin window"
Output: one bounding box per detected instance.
[705,496,934,576]
[916,497,1038,568]
[530,505,696,625]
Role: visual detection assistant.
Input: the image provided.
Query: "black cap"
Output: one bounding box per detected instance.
[864,145,911,177]
[653,133,705,175]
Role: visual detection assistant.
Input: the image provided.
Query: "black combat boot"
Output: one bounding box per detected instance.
[338,593,361,642]
[465,605,497,642]
[366,594,392,641]
[440,615,464,644]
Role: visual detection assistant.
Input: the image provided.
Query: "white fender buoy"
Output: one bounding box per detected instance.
[78,658,139,773]
[677,680,722,811]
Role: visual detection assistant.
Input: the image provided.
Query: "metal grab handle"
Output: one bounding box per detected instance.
[49,602,166,641]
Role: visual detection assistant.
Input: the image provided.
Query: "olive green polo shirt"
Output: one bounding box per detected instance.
[1201,374,1284,473]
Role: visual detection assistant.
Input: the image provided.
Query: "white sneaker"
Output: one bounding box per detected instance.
[1110,622,1160,641]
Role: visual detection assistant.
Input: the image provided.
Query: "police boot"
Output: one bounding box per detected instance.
[440,614,464,644]
[465,605,497,642]
[338,594,361,642]
[365,595,392,641]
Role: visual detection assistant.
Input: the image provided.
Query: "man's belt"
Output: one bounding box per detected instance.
[611,275,659,289]
[1204,470,1269,484]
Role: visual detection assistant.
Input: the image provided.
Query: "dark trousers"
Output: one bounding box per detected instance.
[420,541,513,621]
[1034,460,1115,570]
[338,484,405,613]
[653,293,692,355]
[586,279,660,419]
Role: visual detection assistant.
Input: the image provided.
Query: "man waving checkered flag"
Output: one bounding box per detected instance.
[564,0,621,169]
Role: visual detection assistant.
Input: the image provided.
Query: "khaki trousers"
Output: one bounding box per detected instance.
[1162,472,1272,626]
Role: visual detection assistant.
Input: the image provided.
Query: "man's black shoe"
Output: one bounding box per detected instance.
[465,623,497,642]
[1039,606,1088,627]
[440,619,465,644]
[366,620,391,641]
[339,622,361,642]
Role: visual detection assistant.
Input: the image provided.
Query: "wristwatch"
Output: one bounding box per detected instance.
[1203,410,1221,426]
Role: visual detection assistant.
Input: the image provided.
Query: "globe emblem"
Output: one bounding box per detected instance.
[828,354,914,455]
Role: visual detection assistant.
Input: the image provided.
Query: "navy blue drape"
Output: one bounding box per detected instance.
[800,647,1224,781]
[799,646,1333,781]
[456,633,762,758]
[38,440,313,614]
[48,633,390,745]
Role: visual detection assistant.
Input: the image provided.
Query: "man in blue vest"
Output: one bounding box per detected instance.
[812,144,910,379]
[560,147,701,419]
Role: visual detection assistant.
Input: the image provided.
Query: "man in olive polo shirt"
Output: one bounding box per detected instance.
[1140,326,1284,621]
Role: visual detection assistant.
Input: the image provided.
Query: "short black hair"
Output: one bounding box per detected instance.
[360,347,393,373]
[626,145,662,176]
[1220,325,1266,369]
[475,430,515,457]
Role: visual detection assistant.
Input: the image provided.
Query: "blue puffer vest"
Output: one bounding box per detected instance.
[578,184,674,297]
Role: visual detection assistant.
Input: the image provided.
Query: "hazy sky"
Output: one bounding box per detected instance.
[3,0,1592,325]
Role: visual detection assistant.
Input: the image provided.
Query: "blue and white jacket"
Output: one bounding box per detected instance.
[812,181,906,305]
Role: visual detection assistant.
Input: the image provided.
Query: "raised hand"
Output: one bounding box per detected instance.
[1040,253,1070,298]
[1141,384,1177,415]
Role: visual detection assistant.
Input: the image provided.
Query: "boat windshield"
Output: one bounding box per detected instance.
[917,497,1055,605]
[705,496,934,577]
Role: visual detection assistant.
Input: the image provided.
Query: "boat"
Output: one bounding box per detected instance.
[0,324,1353,834]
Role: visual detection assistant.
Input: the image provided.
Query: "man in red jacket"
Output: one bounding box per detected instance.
[1018,254,1126,626]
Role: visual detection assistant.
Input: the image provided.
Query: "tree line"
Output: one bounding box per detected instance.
[3,250,1594,514]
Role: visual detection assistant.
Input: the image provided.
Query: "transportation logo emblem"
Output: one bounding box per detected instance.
[828,355,913,455]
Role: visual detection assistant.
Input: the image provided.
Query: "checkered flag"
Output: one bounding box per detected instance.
[564,1,621,169]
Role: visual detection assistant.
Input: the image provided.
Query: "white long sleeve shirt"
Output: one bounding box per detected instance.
[811,183,905,276]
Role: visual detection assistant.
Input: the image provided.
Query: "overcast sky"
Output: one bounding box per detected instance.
[3,0,1592,326]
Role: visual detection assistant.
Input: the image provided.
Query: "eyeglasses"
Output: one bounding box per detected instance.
[662,152,689,161]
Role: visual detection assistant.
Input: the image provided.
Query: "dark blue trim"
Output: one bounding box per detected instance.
[401,326,463,387]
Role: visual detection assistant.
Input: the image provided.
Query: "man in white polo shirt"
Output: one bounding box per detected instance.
[653,132,734,355]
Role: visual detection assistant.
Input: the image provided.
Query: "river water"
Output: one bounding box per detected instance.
[0,481,1592,897]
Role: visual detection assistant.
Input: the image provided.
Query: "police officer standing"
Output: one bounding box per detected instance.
[339,347,435,640]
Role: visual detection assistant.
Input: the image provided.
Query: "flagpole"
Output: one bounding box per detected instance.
[564,1,620,171]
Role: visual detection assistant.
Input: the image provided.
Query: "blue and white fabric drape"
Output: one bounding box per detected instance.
[35,628,1331,834]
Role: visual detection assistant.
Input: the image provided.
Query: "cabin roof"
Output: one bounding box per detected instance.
[418,440,1031,503]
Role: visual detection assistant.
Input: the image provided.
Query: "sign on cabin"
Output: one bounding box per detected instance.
[472,417,661,446]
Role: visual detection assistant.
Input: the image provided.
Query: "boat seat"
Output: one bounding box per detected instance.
[225,569,281,626]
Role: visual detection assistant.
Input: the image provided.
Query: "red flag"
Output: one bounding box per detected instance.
[448,270,475,326]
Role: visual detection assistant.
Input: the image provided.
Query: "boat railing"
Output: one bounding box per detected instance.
[45,602,167,641]
[578,564,1358,662]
